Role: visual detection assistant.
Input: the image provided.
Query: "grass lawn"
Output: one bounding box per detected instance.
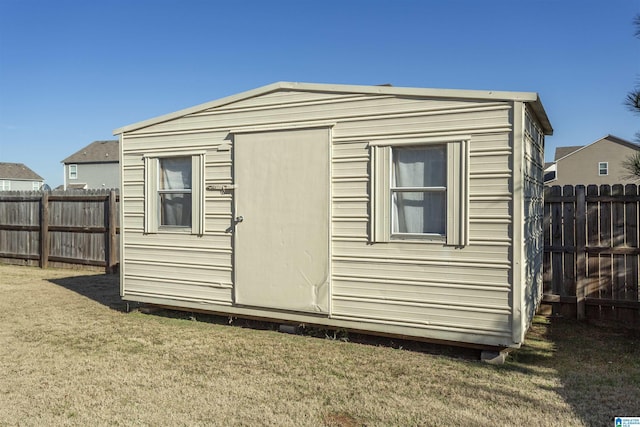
[0,264,638,426]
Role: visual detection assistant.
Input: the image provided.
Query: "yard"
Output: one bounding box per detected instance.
[0,264,638,426]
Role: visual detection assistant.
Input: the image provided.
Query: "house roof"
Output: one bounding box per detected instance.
[554,135,639,162]
[67,183,88,190]
[113,81,553,136]
[62,140,119,164]
[0,162,43,181]
[554,145,583,161]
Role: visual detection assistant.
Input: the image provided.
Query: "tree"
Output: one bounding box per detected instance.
[627,15,640,120]
[622,152,640,179]
[622,14,640,179]
[628,14,640,119]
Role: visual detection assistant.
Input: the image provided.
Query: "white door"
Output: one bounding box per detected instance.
[234,128,330,313]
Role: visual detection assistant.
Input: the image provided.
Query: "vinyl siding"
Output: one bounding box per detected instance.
[0,179,43,191]
[120,89,524,347]
[552,137,640,186]
[519,109,545,342]
[65,162,119,189]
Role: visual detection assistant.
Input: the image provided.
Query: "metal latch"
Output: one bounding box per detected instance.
[206,184,237,194]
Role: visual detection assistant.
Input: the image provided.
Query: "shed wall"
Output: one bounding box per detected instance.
[519,108,545,342]
[121,89,519,346]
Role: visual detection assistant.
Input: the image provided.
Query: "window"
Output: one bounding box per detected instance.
[69,164,77,179]
[32,182,40,191]
[392,146,446,235]
[144,152,205,235]
[159,157,192,227]
[0,180,10,191]
[599,162,608,176]
[370,137,468,246]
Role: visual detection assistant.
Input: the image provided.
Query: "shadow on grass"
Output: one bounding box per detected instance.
[139,306,482,360]
[44,271,481,360]
[512,316,640,426]
[47,273,128,312]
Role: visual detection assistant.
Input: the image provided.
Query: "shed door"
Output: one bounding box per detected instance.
[234,128,330,313]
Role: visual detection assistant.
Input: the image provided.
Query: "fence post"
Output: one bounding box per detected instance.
[106,190,117,274]
[575,185,586,320]
[39,192,49,268]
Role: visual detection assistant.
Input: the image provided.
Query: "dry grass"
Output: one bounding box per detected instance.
[0,264,638,426]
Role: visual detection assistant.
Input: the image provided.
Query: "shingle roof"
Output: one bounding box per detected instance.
[0,162,43,181]
[62,140,119,164]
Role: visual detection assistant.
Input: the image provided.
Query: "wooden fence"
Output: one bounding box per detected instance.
[544,184,640,325]
[0,190,119,273]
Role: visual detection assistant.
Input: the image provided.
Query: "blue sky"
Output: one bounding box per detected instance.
[0,0,638,187]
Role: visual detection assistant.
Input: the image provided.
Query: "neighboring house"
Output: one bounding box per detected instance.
[61,140,120,190]
[545,135,639,186]
[0,162,44,191]
[113,81,553,352]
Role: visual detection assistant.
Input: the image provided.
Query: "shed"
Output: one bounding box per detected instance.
[114,82,553,350]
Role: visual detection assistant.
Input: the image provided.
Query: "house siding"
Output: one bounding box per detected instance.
[0,179,43,191]
[552,137,638,186]
[119,88,544,348]
[65,162,120,189]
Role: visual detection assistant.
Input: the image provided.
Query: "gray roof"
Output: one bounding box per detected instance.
[0,162,43,181]
[62,140,119,164]
[554,145,583,161]
[67,183,88,190]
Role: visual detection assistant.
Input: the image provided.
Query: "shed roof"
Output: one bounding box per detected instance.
[114,81,553,136]
[554,135,639,162]
[62,140,119,164]
[0,162,43,181]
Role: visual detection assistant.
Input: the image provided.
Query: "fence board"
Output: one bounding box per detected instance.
[551,186,563,309]
[562,185,576,296]
[575,185,587,320]
[599,185,612,308]
[625,184,638,302]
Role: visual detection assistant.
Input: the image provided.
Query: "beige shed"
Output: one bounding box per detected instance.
[114,82,553,350]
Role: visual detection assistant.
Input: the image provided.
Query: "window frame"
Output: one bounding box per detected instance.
[32,181,40,191]
[143,150,205,235]
[598,162,608,176]
[0,180,10,191]
[68,164,77,180]
[369,136,469,246]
